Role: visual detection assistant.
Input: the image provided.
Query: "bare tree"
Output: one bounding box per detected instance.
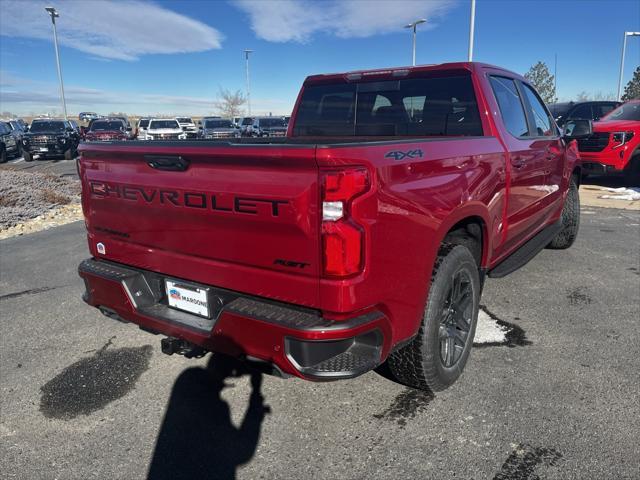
[215,89,246,119]
[592,91,617,101]
[575,91,590,102]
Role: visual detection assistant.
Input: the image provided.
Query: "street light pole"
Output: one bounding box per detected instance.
[404,19,426,66]
[468,0,476,61]
[244,49,253,116]
[617,32,640,101]
[45,7,67,120]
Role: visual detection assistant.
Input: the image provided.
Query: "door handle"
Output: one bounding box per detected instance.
[145,155,189,171]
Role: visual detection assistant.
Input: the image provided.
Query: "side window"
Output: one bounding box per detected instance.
[594,104,615,120]
[568,104,592,120]
[489,76,529,137]
[522,84,554,136]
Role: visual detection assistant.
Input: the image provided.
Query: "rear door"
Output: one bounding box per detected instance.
[488,75,550,252]
[519,82,565,209]
[79,142,321,307]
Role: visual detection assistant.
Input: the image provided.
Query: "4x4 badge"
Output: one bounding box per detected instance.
[385,149,424,161]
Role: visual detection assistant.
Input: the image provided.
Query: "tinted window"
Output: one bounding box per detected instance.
[90,121,125,131]
[593,104,616,120]
[569,104,592,120]
[176,117,192,123]
[149,120,179,129]
[205,119,234,128]
[489,76,529,137]
[30,121,66,133]
[0,123,9,134]
[603,102,640,121]
[242,117,254,125]
[522,84,554,136]
[260,118,287,127]
[293,75,482,137]
[139,119,150,128]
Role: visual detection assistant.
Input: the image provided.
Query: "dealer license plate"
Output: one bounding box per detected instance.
[165,280,211,318]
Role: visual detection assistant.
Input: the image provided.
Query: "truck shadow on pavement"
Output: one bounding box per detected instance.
[147,353,271,480]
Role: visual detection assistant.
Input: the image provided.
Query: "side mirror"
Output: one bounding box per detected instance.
[563,119,592,140]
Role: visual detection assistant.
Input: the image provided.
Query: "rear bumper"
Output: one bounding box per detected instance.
[78,258,391,380]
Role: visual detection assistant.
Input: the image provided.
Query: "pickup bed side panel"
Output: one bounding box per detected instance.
[317,137,507,344]
[79,143,321,307]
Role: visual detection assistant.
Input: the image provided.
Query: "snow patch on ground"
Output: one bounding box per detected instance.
[598,187,640,201]
[474,308,509,344]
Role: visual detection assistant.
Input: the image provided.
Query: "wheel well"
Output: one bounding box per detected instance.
[572,166,582,188]
[443,217,485,267]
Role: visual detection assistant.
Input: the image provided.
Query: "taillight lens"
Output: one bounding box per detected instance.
[321,168,369,277]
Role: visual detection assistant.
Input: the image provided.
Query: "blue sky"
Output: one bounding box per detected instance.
[1,0,639,117]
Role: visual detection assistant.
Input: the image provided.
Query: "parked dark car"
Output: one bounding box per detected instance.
[0,122,19,162]
[201,117,240,138]
[240,116,288,137]
[549,101,621,128]
[3,119,27,155]
[84,118,129,142]
[21,119,80,161]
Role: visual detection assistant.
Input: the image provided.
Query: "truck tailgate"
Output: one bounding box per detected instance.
[79,143,320,307]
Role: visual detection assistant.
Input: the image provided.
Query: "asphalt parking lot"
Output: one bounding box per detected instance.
[1,204,638,480]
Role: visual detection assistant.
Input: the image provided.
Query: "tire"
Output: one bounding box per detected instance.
[0,147,6,164]
[64,148,73,160]
[387,244,481,392]
[624,153,640,187]
[23,151,33,162]
[547,177,580,249]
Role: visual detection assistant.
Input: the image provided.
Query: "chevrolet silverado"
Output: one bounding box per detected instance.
[78,62,589,391]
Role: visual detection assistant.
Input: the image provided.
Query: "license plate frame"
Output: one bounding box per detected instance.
[39,147,48,152]
[165,279,212,319]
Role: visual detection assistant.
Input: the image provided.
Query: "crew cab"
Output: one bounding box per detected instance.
[78,62,587,391]
[83,118,129,142]
[145,119,187,140]
[176,117,199,139]
[22,119,80,162]
[577,100,640,184]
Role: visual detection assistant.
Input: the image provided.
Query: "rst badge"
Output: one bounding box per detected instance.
[385,149,424,161]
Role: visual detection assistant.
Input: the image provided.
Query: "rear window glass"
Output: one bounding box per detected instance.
[293,75,483,137]
[138,119,150,128]
[205,120,234,128]
[90,121,124,131]
[260,118,287,127]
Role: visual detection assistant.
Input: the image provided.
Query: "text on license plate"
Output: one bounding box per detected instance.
[165,280,210,318]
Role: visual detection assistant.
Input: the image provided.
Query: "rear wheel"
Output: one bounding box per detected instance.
[23,151,33,162]
[387,245,480,392]
[547,177,580,249]
[64,148,73,160]
[0,147,6,164]
[624,152,640,187]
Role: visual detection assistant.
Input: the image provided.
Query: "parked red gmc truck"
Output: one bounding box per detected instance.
[78,63,589,391]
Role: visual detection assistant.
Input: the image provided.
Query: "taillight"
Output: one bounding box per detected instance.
[320,168,369,277]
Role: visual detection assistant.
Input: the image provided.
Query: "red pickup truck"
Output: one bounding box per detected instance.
[78,62,588,392]
[577,100,640,184]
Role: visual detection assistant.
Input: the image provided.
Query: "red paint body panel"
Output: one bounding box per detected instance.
[78,62,576,378]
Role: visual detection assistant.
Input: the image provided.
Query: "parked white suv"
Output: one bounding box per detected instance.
[136,118,151,140]
[175,117,198,138]
[146,119,187,140]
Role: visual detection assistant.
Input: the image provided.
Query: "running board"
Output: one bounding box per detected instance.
[488,221,562,278]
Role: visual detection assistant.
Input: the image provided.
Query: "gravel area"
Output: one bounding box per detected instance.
[0,170,81,229]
